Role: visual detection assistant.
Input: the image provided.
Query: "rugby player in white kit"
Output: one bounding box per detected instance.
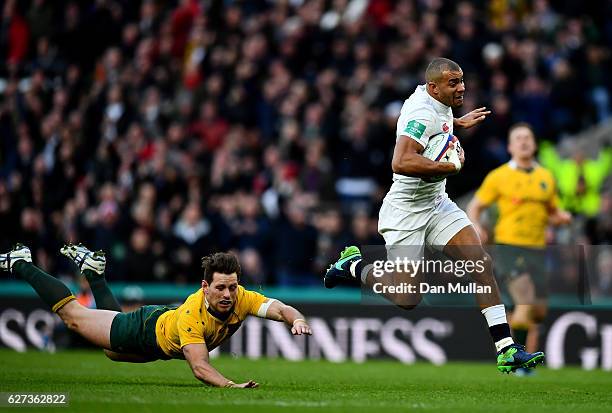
[324,58,545,373]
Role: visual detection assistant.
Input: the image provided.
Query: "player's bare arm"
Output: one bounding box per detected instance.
[183,343,258,388]
[548,207,572,226]
[466,196,489,243]
[263,299,312,335]
[454,107,491,129]
[391,136,460,178]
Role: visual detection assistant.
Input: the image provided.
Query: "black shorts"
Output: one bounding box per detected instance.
[109,305,173,360]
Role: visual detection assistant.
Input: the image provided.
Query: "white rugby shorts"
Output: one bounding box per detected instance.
[378,196,472,250]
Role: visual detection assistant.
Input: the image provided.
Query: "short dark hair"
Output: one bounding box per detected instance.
[508,122,535,138]
[425,58,462,82]
[201,252,241,283]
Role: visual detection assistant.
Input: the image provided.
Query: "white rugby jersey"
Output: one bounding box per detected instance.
[383,85,455,212]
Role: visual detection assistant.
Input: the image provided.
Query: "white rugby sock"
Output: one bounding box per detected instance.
[349,259,373,284]
[349,259,361,279]
[481,304,507,326]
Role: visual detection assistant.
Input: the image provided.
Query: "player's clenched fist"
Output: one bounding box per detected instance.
[291,318,312,335]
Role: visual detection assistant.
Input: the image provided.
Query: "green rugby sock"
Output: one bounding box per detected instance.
[514,328,528,346]
[13,261,75,312]
[82,269,121,312]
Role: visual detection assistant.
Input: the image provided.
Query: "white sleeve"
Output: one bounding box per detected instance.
[396,108,435,149]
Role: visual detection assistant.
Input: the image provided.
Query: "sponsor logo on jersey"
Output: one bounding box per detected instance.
[442,123,449,132]
[404,120,426,139]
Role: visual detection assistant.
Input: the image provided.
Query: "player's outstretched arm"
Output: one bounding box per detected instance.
[183,343,259,388]
[454,107,491,129]
[263,300,312,335]
[392,136,459,178]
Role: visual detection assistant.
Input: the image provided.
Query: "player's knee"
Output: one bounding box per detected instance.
[531,305,548,323]
[57,302,86,331]
[397,303,419,311]
[63,318,80,331]
[395,293,422,311]
[59,312,79,330]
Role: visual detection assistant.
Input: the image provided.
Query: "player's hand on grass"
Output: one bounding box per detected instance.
[455,107,491,129]
[291,319,312,335]
[226,380,259,388]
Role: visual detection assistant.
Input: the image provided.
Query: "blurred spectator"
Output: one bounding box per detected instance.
[189,100,229,152]
[173,202,213,254]
[585,192,612,245]
[594,249,612,297]
[234,193,271,253]
[349,209,383,246]
[76,278,94,309]
[549,59,585,135]
[124,227,156,281]
[1,0,30,66]
[540,141,612,217]
[239,248,267,286]
[313,208,351,275]
[274,199,318,286]
[120,285,145,312]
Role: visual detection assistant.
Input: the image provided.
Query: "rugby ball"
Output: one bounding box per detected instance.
[422,133,462,182]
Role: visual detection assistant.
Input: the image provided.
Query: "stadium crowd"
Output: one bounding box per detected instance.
[0,0,610,287]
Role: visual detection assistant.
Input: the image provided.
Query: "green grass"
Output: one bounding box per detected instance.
[0,350,610,413]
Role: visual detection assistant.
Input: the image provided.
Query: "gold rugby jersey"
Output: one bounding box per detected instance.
[475,162,558,247]
[155,286,268,358]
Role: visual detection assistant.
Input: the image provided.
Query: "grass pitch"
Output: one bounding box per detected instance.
[0,350,610,413]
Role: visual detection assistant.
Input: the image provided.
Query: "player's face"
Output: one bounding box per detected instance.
[508,127,537,160]
[203,272,239,313]
[430,70,465,108]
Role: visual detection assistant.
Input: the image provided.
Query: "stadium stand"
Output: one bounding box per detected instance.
[0,0,610,288]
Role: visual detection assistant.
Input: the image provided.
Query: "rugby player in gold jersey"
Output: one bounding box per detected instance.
[1,244,311,388]
[467,122,571,374]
